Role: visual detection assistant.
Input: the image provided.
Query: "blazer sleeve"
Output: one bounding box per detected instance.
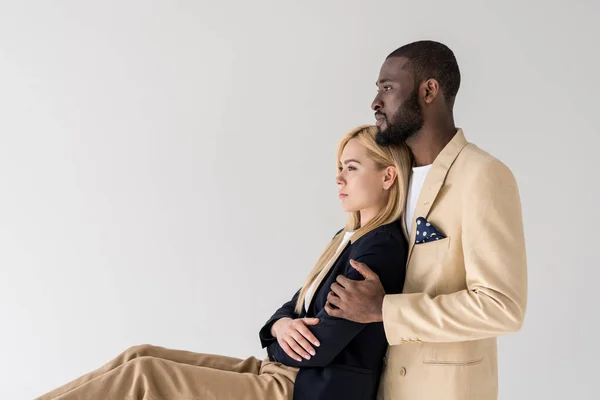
[266,230,406,368]
[258,229,345,348]
[382,160,528,344]
[258,289,301,348]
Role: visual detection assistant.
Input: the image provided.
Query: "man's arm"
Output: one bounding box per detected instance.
[382,160,527,344]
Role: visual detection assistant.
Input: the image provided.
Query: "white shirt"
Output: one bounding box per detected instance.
[405,165,432,235]
[304,231,355,312]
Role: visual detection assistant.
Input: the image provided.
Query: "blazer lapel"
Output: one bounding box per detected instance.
[401,203,410,241]
[305,239,352,311]
[406,129,468,263]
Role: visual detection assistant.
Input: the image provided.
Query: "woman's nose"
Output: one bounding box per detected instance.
[336,173,344,186]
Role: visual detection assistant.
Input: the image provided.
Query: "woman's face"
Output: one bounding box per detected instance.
[336,139,393,222]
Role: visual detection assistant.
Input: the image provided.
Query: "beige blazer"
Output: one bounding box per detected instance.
[377,130,527,400]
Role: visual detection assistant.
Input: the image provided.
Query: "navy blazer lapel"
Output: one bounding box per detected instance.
[305,240,352,314]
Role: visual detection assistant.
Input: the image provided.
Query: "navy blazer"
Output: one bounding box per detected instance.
[259,221,407,400]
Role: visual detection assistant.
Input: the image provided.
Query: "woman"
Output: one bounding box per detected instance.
[36,125,412,400]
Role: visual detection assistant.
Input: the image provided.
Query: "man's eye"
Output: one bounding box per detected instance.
[384,86,392,91]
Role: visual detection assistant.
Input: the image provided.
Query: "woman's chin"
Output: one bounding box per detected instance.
[340,205,358,213]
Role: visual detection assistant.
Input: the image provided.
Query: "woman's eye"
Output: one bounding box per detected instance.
[347,166,357,171]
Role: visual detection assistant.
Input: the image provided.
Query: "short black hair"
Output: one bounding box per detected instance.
[387,40,461,101]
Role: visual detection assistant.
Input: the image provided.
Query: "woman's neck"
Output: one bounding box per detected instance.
[359,206,381,227]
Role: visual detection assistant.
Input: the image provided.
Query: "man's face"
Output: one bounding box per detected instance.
[372,56,424,146]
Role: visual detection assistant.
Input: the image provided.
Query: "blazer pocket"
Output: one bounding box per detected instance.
[324,364,373,399]
[416,235,450,254]
[422,341,485,366]
[329,363,372,375]
[406,237,451,294]
[422,357,483,366]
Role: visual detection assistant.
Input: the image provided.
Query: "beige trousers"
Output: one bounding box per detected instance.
[35,344,298,400]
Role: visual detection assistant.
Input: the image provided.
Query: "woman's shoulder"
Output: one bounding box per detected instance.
[329,221,406,249]
[359,220,404,241]
[347,221,408,282]
[351,220,406,252]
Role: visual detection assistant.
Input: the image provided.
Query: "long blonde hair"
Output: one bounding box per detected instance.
[294,125,412,314]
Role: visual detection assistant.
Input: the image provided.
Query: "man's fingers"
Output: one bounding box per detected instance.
[292,331,316,356]
[280,341,302,362]
[349,259,378,280]
[325,302,343,318]
[329,282,346,299]
[327,291,342,308]
[287,337,311,360]
[335,274,352,288]
[298,323,320,347]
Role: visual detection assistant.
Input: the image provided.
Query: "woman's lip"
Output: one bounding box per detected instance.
[339,193,348,198]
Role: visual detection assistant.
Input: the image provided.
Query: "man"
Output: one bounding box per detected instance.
[324,41,527,400]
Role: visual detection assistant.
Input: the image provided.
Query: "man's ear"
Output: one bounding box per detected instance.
[382,166,397,190]
[421,79,440,104]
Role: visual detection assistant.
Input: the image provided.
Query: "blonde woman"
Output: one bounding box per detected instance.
[36,125,411,400]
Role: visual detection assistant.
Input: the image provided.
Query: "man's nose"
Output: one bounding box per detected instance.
[371,96,382,111]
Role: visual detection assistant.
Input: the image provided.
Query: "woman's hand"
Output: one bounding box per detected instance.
[271,317,320,362]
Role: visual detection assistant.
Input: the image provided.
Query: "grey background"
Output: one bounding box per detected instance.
[0,0,598,399]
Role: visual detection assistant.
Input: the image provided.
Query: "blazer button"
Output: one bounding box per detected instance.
[399,367,407,376]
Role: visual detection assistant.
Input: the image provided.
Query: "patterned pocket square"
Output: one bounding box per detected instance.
[415,217,446,244]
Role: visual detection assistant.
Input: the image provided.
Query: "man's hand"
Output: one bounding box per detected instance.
[325,259,385,323]
[271,317,320,362]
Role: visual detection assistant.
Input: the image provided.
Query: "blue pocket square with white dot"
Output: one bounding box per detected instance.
[415,217,446,244]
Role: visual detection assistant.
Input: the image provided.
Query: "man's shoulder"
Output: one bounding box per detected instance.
[455,141,515,176]
[453,142,518,189]
[459,141,503,166]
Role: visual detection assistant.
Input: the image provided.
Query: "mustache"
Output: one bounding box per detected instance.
[374,111,386,119]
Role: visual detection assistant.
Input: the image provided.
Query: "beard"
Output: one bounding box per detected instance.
[376,89,424,146]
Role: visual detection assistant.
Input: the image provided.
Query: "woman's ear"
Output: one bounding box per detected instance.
[382,166,397,190]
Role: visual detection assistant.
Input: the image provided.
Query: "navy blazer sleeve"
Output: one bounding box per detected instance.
[265,230,406,368]
[258,228,345,347]
[258,289,301,347]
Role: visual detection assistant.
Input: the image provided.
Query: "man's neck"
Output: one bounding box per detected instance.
[407,124,457,167]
